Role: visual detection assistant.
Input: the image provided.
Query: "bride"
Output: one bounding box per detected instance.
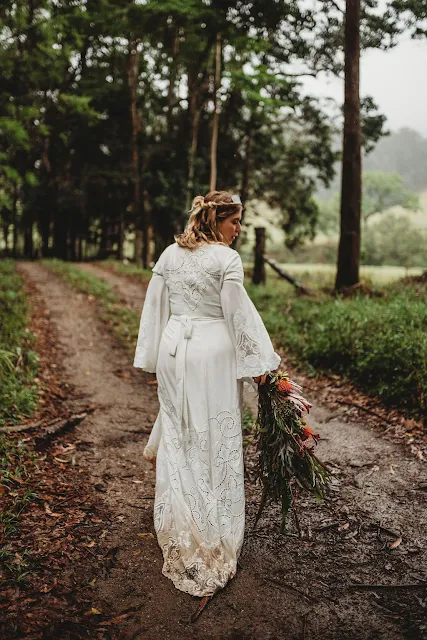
[133,190,280,599]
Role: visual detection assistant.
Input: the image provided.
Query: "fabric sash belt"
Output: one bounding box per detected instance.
[167,314,224,430]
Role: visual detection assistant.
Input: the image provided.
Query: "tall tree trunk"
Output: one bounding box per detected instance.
[2,224,9,252]
[233,120,253,251]
[12,185,18,257]
[23,208,33,259]
[127,43,143,267]
[117,210,125,261]
[253,227,266,285]
[241,121,253,207]
[186,91,202,211]
[209,33,222,192]
[167,26,180,135]
[335,0,361,290]
[39,214,50,258]
[142,188,152,268]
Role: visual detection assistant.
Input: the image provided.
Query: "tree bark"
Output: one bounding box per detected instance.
[2,224,9,252]
[12,185,18,257]
[186,93,202,212]
[142,188,152,268]
[24,212,33,259]
[253,227,266,285]
[167,26,180,135]
[209,33,222,192]
[335,0,361,290]
[232,121,254,251]
[127,43,143,268]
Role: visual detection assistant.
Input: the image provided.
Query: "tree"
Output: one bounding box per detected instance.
[0,0,412,262]
[336,0,362,290]
[316,171,420,235]
[362,171,419,220]
[362,212,427,266]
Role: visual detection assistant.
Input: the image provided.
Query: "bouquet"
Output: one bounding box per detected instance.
[255,370,330,532]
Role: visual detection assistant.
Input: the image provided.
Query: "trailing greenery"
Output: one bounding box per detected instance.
[0,260,39,425]
[247,278,427,423]
[43,260,140,350]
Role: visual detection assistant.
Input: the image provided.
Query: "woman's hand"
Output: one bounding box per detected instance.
[253,373,267,385]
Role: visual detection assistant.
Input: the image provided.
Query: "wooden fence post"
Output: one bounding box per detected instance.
[253,227,266,285]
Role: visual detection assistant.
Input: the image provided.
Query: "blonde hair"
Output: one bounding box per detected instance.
[175,191,242,249]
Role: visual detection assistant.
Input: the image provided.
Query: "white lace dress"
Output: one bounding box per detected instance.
[133,242,280,597]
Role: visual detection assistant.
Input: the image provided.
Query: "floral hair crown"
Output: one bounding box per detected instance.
[199,194,242,209]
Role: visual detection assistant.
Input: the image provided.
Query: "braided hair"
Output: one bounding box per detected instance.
[175,191,242,249]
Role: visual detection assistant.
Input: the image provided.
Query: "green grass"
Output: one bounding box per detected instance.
[42,259,140,351]
[0,260,40,425]
[45,258,427,424]
[0,433,39,551]
[247,277,427,423]
[101,259,152,283]
[242,262,425,289]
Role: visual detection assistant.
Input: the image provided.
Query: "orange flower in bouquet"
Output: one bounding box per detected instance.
[255,369,330,531]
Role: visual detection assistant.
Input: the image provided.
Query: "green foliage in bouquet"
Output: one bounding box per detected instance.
[255,371,330,532]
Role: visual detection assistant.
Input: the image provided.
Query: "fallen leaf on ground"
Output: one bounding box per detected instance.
[84,607,103,616]
[137,532,154,539]
[44,503,62,517]
[99,610,138,626]
[388,536,402,549]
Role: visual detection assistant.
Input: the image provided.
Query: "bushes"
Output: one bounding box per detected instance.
[248,280,427,423]
[0,261,39,424]
[362,213,427,268]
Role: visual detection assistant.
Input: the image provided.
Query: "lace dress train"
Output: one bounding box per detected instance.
[133,243,280,596]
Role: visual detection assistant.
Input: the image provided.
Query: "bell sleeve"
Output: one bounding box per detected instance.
[133,253,170,373]
[220,250,281,381]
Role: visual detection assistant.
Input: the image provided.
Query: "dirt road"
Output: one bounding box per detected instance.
[16,261,427,640]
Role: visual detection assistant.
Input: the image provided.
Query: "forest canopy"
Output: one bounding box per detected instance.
[0,0,421,264]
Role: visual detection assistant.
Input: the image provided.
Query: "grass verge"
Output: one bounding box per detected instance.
[43,258,427,424]
[0,260,40,425]
[247,278,427,423]
[101,258,152,283]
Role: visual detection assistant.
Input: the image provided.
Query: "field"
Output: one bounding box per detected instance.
[242,262,425,288]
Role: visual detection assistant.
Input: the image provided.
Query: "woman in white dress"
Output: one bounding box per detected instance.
[133,190,281,599]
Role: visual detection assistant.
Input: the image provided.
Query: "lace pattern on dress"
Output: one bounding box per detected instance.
[233,309,281,378]
[154,402,244,596]
[133,298,158,372]
[164,247,221,311]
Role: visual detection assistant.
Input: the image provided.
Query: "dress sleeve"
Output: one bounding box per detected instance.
[133,253,170,373]
[220,251,281,380]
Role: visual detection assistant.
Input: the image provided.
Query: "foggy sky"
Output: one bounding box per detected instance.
[302,37,427,138]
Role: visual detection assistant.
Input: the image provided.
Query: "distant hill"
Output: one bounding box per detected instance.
[317,127,427,198]
[364,128,427,191]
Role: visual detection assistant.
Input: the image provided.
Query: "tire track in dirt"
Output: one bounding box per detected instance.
[18,261,427,640]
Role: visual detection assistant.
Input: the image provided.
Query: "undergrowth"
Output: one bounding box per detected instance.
[247,278,427,424]
[0,433,39,586]
[0,260,39,425]
[44,258,427,424]
[101,259,152,283]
